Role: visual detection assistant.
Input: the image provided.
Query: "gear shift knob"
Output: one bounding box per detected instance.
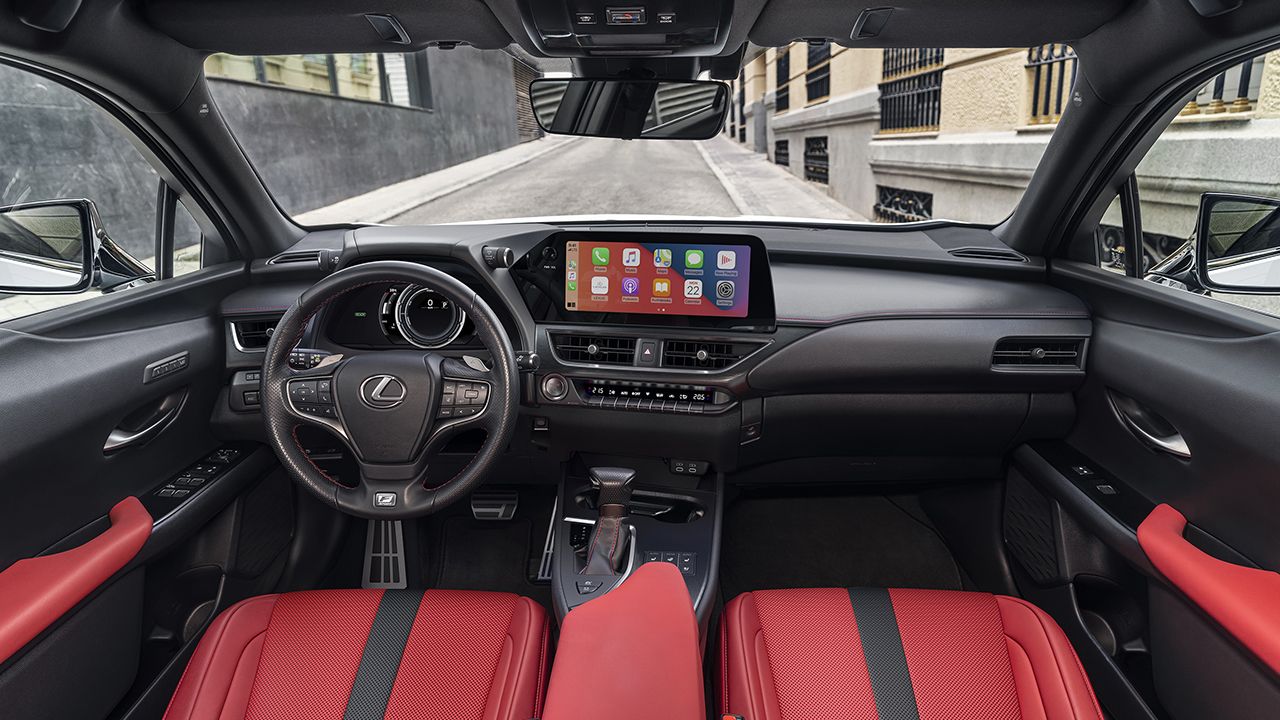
[590,466,636,510]
[581,467,637,576]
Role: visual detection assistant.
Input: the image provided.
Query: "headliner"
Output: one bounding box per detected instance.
[141,0,1134,56]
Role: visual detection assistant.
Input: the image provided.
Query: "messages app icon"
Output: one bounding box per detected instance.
[591,247,610,266]
[685,249,704,269]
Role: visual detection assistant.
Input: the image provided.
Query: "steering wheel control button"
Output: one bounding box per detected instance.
[541,373,569,402]
[317,379,332,403]
[374,492,397,508]
[289,380,317,403]
[359,374,408,409]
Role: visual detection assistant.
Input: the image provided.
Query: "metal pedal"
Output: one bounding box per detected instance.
[536,496,558,582]
[471,491,519,521]
[362,519,408,589]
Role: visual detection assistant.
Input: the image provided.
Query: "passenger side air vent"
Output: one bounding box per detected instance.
[661,339,763,370]
[551,333,637,366]
[992,338,1084,369]
[231,318,278,351]
[949,247,1028,263]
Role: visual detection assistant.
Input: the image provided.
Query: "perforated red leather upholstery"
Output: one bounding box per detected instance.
[721,588,1103,720]
[164,589,549,720]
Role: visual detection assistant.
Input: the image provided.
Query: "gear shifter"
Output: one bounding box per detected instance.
[581,467,636,575]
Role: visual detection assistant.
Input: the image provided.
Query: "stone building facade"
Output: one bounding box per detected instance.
[726,44,1280,248]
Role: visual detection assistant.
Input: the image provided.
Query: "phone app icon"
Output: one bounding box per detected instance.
[717,250,736,270]
[591,247,610,266]
[653,248,672,267]
[567,281,577,292]
[591,276,609,295]
[716,280,735,299]
[684,279,703,299]
[622,277,640,296]
[685,249,704,268]
[652,278,671,297]
[622,247,642,267]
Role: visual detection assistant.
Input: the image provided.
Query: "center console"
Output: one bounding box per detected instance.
[551,454,721,626]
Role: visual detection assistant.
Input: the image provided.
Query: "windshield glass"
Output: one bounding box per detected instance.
[205,45,1072,226]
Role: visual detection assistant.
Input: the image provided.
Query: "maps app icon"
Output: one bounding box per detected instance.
[622,277,640,296]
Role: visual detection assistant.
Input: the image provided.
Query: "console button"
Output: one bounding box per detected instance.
[576,580,603,595]
[637,340,658,366]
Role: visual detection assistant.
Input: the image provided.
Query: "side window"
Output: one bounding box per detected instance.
[0,62,207,322]
[1097,50,1280,316]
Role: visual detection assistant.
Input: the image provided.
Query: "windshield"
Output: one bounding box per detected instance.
[205,45,1071,227]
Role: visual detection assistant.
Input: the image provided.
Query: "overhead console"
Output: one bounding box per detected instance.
[517,0,733,56]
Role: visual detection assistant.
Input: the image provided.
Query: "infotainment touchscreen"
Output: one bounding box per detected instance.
[563,240,751,318]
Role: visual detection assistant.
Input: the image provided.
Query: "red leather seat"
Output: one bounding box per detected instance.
[164,588,548,720]
[721,588,1103,720]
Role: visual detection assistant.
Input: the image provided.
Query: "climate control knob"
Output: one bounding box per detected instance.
[541,373,569,402]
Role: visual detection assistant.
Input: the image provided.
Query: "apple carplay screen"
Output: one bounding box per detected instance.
[565,238,750,316]
[547,233,773,330]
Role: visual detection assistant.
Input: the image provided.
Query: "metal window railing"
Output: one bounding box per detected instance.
[775,52,791,113]
[1180,55,1266,116]
[875,185,934,222]
[775,140,790,166]
[878,68,942,133]
[803,136,829,184]
[806,41,832,103]
[1026,44,1077,125]
[882,48,944,81]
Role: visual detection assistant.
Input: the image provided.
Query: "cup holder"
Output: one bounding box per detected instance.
[574,488,706,523]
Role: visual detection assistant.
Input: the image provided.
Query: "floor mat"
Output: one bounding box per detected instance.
[720,494,964,600]
[422,488,554,608]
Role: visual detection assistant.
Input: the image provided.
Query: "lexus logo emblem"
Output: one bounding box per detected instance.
[360,374,407,409]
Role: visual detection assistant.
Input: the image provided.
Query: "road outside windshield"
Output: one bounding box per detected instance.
[205,46,1077,226]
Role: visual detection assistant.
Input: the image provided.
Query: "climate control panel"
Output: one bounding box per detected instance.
[538,373,732,414]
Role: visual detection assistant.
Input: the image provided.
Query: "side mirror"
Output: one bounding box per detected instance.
[1195,193,1280,294]
[530,78,728,140]
[0,199,153,295]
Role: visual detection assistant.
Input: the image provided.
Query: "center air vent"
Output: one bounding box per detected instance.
[661,339,763,370]
[551,333,637,365]
[992,338,1084,369]
[231,318,279,351]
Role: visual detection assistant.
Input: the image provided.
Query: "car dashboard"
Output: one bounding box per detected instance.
[215,219,1092,485]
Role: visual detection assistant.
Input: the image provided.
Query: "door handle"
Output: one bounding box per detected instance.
[1107,389,1191,458]
[103,390,186,454]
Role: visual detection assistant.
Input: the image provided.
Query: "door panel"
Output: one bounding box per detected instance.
[1042,260,1280,719]
[0,266,249,718]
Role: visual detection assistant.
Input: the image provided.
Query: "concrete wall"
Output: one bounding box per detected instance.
[1,47,521,261]
[0,62,169,258]
[210,46,520,215]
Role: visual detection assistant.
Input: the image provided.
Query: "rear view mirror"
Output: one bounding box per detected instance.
[530,79,728,140]
[1195,193,1280,294]
[0,198,154,295]
[0,200,94,293]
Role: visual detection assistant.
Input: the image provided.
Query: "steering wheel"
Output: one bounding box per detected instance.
[261,260,519,518]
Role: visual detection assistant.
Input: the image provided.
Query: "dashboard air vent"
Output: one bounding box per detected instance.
[551,333,637,365]
[267,250,321,265]
[231,319,278,351]
[661,340,760,370]
[949,247,1027,263]
[993,338,1084,369]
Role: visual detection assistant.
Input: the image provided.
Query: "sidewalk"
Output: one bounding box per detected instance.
[697,135,866,221]
[296,135,579,226]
